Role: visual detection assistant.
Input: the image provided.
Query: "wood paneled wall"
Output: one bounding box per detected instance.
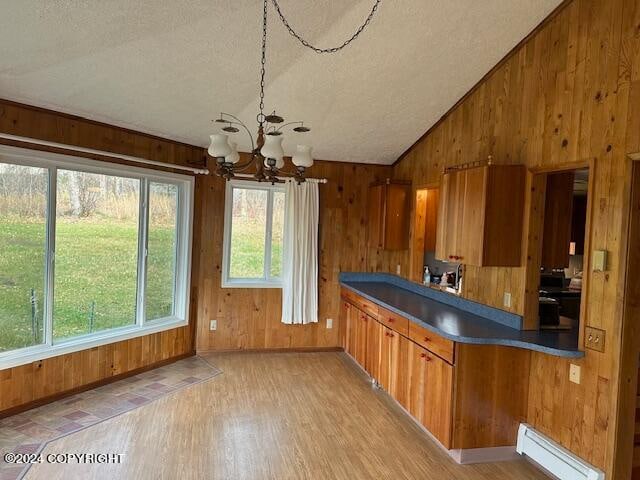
[380,0,640,475]
[0,100,205,415]
[194,158,391,352]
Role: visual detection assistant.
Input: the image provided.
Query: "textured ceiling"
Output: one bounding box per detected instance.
[0,0,561,164]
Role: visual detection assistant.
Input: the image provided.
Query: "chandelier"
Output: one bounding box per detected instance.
[207,0,381,183]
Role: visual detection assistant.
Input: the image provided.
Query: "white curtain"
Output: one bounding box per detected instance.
[281,180,319,325]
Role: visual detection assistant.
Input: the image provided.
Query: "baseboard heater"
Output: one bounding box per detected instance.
[516,424,605,480]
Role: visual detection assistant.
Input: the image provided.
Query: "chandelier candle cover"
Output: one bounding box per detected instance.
[207,0,381,183]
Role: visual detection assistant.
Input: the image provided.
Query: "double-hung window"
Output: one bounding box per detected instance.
[222,179,285,288]
[0,145,193,369]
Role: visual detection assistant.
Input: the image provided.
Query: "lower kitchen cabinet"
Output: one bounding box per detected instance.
[379,326,410,410]
[407,341,453,448]
[341,288,529,453]
[365,317,382,379]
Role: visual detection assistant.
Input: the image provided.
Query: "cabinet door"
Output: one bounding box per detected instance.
[354,312,369,368]
[422,351,454,449]
[340,300,351,351]
[390,333,411,410]
[435,170,464,261]
[384,183,411,250]
[379,325,394,393]
[346,304,358,359]
[365,318,382,380]
[367,184,385,248]
[458,167,487,266]
[407,342,427,423]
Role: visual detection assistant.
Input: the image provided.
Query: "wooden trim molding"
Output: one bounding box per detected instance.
[611,157,640,479]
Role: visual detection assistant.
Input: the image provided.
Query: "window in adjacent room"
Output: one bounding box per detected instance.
[222,179,286,288]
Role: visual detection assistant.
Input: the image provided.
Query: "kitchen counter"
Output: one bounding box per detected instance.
[340,273,583,359]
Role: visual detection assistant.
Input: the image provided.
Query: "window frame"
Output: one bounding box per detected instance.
[0,145,194,370]
[222,179,286,288]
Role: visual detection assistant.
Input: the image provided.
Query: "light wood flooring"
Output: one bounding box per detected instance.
[26,352,550,479]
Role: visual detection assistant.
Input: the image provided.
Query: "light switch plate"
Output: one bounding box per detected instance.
[569,364,581,384]
[585,326,605,352]
[503,292,512,308]
[210,320,217,331]
[326,318,333,329]
[592,250,608,272]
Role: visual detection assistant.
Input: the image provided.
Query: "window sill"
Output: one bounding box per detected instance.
[221,280,282,289]
[0,317,188,371]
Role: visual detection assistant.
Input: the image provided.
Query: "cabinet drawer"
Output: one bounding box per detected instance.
[408,322,455,364]
[341,288,379,319]
[378,306,409,336]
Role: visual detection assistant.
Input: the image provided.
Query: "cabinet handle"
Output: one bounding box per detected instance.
[448,255,454,260]
[387,332,394,338]
[388,318,395,323]
[420,353,426,358]
[424,356,431,362]
[424,337,430,342]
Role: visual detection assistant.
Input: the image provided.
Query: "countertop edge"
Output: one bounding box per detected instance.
[340,282,585,359]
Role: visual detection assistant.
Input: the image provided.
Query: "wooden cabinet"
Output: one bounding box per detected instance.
[340,300,350,351]
[368,180,411,250]
[341,288,528,452]
[365,317,382,380]
[407,342,453,448]
[435,165,526,266]
[353,312,369,367]
[541,171,575,268]
[379,325,410,410]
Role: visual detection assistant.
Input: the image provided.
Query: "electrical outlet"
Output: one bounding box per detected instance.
[209,320,217,331]
[569,364,581,384]
[503,292,512,308]
[326,318,333,329]
[396,264,401,275]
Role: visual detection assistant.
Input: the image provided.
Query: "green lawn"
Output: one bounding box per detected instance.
[0,217,175,352]
[0,214,281,353]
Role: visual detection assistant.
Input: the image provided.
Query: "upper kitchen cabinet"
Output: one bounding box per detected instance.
[368,179,411,250]
[435,164,526,267]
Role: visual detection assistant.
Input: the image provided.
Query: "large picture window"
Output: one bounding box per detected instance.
[222,180,286,288]
[0,146,193,369]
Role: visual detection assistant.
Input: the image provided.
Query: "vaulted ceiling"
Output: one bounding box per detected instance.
[0,0,561,164]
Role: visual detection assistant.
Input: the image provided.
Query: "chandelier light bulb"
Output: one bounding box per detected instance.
[225,141,241,164]
[261,135,285,168]
[292,145,313,168]
[208,134,232,158]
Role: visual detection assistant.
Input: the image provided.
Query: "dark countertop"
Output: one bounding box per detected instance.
[341,280,583,359]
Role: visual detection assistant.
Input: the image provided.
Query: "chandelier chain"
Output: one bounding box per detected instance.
[258,0,268,125]
[270,0,381,54]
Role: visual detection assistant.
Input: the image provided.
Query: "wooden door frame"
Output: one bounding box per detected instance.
[520,159,595,334]
[612,154,640,479]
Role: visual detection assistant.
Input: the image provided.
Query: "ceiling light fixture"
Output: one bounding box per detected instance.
[208,0,381,183]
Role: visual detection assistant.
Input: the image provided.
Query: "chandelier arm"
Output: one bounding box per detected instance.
[276,121,304,131]
[270,0,381,54]
[220,113,256,152]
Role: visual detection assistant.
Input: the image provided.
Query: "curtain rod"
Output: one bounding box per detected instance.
[0,133,210,175]
[233,173,328,183]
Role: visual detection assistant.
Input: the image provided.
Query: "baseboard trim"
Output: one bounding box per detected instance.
[0,351,195,419]
[449,446,520,464]
[196,346,343,354]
